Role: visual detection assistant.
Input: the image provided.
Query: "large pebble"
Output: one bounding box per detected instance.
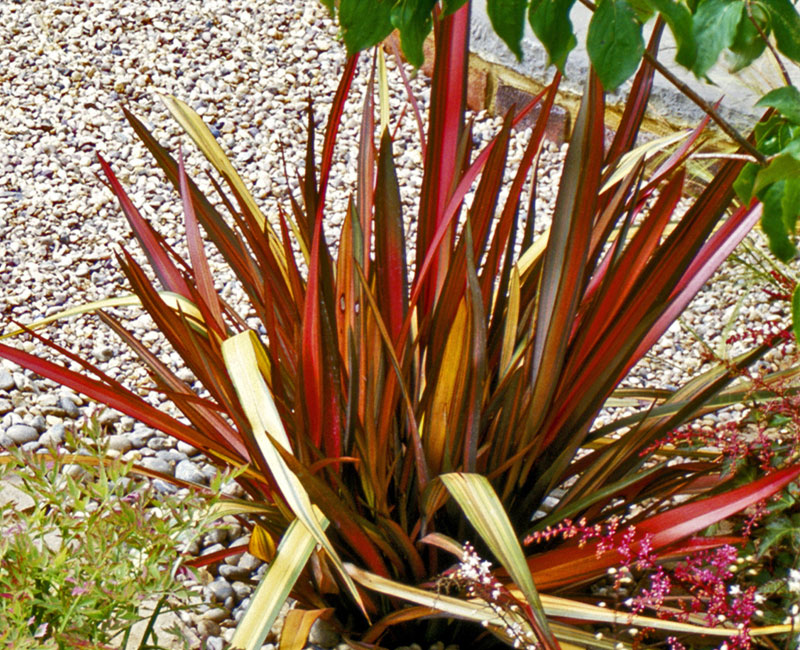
[107,435,133,453]
[309,618,340,648]
[0,371,14,391]
[6,424,39,444]
[175,459,206,483]
[140,457,172,475]
[40,423,66,447]
[218,564,250,582]
[202,607,230,623]
[59,395,80,418]
[238,552,263,572]
[205,636,224,650]
[208,578,234,602]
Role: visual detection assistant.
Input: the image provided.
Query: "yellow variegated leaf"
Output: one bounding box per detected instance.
[515,232,548,281]
[533,592,781,639]
[221,331,365,614]
[160,95,267,231]
[345,563,507,627]
[159,94,293,273]
[424,302,470,473]
[249,524,277,563]
[439,473,554,644]
[378,48,390,134]
[230,510,328,650]
[0,292,207,340]
[549,623,631,650]
[601,130,689,193]
[279,609,334,650]
[208,498,281,520]
[499,266,520,378]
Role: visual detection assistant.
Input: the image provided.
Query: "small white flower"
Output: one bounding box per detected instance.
[789,568,800,593]
[729,584,741,596]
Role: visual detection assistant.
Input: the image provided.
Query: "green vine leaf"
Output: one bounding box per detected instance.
[753,138,800,194]
[339,0,395,56]
[587,0,645,90]
[645,0,697,67]
[757,86,800,125]
[529,0,579,71]
[727,1,769,71]
[759,180,798,261]
[762,0,800,62]
[391,0,437,68]
[488,0,528,59]
[442,0,469,13]
[692,0,745,78]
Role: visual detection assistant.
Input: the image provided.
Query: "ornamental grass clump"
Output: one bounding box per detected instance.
[4,5,800,648]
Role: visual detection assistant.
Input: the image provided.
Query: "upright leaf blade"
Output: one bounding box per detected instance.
[440,473,558,649]
[222,331,365,613]
[230,511,329,650]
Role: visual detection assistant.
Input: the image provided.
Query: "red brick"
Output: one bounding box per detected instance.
[466,65,488,111]
[494,83,570,143]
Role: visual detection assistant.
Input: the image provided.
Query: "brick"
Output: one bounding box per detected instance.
[466,65,488,111]
[421,36,435,77]
[494,83,570,143]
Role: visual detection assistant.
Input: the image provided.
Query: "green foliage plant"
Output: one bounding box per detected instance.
[0,420,215,650]
[3,3,800,648]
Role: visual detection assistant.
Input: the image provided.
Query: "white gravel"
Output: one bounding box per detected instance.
[0,0,796,647]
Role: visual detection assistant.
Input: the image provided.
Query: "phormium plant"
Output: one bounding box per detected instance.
[3,3,800,648]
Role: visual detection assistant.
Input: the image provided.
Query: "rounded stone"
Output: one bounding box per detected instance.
[0,370,14,391]
[140,456,172,475]
[59,395,80,418]
[205,636,224,650]
[40,423,65,447]
[202,606,230,623]
[218,564,250,582]
[107,434,132,453]
[208,578,234,602]
[6,424,39,444]
[197,619,220,637]
[174,459,206,483]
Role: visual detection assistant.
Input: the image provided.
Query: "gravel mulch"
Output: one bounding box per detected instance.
[0,0,795,648]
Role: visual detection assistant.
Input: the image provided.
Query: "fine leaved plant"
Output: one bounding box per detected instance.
[0,419,217,650]
[3,3,800,648]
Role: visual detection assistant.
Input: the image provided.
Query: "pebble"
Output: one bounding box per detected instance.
[208,578,234,602]
[59,395,80,418]
[203,607,230,623]
[197,619,221,638]
[0,371,14,391]
[40,423,65,447]
[175,459,206,483]
[239,552,263,572]
[206,637,224,650]
[218,564,251,582]
[107,434,133,453]
[0,0,794,646]
[5,424,39,444]
[309,618,340,648]
[140,456,172,475]
[177,440,199,455]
